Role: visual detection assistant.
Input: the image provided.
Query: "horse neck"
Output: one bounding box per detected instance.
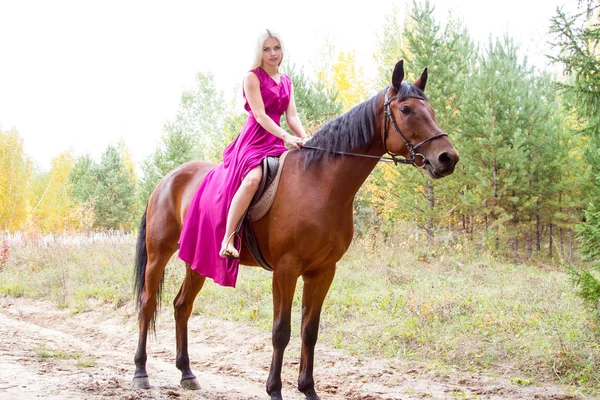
[329,142,384,197]
[311,112,386,200]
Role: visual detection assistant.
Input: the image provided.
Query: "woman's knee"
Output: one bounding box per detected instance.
[241,167,262,192]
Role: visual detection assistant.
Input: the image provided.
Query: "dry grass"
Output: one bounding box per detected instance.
[1,228,599,393]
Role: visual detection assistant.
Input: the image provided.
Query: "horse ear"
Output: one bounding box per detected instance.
[391,60,404,91]
[413,67,428,91]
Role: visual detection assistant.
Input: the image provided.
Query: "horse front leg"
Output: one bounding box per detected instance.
[266,266,299,400]
[298,265,336,400]
[174,264,206,389]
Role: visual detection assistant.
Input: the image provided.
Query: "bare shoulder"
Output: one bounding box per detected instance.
[244,71,260,91]
[245,71,260,84]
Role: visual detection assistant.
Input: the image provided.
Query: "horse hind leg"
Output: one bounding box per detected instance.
[133,234,177,389]
[174,264,205,390]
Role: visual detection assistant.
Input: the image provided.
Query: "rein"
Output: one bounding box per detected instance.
[301,87,448,167]
[301,145,404,164]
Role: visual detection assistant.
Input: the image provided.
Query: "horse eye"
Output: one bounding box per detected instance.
[400,106,410,114]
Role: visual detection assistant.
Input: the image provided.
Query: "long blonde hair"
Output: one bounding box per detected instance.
[250,29,285,70]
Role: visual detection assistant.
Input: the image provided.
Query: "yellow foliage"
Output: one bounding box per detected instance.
[119,139,140,213]
[119,139,138,181]
[332,51,369,112]
[30,152,78,233]
[315,47,369,112]
[0,128,32,232]
[359,164,404,219]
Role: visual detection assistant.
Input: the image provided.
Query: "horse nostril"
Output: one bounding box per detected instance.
[438,152,452,166]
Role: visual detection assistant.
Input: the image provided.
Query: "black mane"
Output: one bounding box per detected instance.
[302,83,427,165]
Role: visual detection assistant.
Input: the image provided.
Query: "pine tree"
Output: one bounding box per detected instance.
[283,63,342,133]
[363,0,474,240]
[70,154,96,204]
[70,146,137,231]
[138,72,236,204]
[69,154,97,231]
[138,127,197,205]
[93,145,137,230]
[458,36,538,252]
[550,3,600,309]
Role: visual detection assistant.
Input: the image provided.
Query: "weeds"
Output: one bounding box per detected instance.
[0,233,134,310]
[1,228,599,394]
[35,343,77,360]
[0,240,9,270]
[35,343,97,368]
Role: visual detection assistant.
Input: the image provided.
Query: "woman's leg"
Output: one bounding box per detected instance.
[220,165,263,259]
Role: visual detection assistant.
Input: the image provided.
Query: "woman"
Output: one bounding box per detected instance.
[178,29,308,287]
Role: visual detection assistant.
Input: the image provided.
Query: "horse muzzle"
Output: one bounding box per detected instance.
[425,149,459,179]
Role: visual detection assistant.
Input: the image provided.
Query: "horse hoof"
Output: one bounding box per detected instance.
[181,378,201,390]
[305,391,321,400]
[132,377,151,389]
[270,391,283,400]
[303,389,321,400]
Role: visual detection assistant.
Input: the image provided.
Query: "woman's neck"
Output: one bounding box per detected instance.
[261,64,278,77]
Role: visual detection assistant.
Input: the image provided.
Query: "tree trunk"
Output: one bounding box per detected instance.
[559,227,565,260]
[569,230,574,264]
[536,214,541,253]
[426,180,434,245]
[559,192,565,259]
[549,223,553,258]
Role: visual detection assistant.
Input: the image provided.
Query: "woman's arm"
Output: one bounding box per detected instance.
[285,83,308,143]
[244,72,304,149]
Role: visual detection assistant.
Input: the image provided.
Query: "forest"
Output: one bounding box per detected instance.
[1,1,599,286]
[2,1,600,396]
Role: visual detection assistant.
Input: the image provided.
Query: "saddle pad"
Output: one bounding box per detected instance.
[248,151,288,221]
[241,151,289,272]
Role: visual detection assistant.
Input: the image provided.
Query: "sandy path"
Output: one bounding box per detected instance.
[0,297,585,399]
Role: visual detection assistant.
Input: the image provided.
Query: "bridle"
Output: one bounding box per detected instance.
[382,86,448,167]
[303,86,448,166]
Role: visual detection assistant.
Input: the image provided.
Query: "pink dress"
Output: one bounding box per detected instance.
[178,67,290,287]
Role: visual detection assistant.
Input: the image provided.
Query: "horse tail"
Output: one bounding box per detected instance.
[133,208,148,311]
[133,206,165,333]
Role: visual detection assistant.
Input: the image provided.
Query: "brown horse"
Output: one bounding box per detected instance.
[132,60,459,400]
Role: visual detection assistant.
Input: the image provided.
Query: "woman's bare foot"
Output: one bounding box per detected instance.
[219,233,240,259]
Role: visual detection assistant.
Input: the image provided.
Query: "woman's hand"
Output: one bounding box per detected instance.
[284,133,305,150]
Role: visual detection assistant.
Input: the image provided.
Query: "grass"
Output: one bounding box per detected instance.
[1,229,599,394]
[35,343,76,360]
[0,235,135,312]
[34,343,97,367]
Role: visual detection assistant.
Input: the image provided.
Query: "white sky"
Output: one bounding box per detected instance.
[0,0,577,171]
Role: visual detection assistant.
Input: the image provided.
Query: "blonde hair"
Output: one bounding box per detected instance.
[250,29,285,70]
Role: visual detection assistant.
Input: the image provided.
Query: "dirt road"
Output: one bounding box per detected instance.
[0,297,585,399]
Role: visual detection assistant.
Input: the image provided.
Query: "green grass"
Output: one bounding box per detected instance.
[34,343,97,367]
[35,343,76,360]
[1,230,599,393]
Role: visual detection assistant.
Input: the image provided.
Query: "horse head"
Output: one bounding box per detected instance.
[383,60,459,179]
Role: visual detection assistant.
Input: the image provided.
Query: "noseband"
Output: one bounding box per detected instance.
[383,86,448,167]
